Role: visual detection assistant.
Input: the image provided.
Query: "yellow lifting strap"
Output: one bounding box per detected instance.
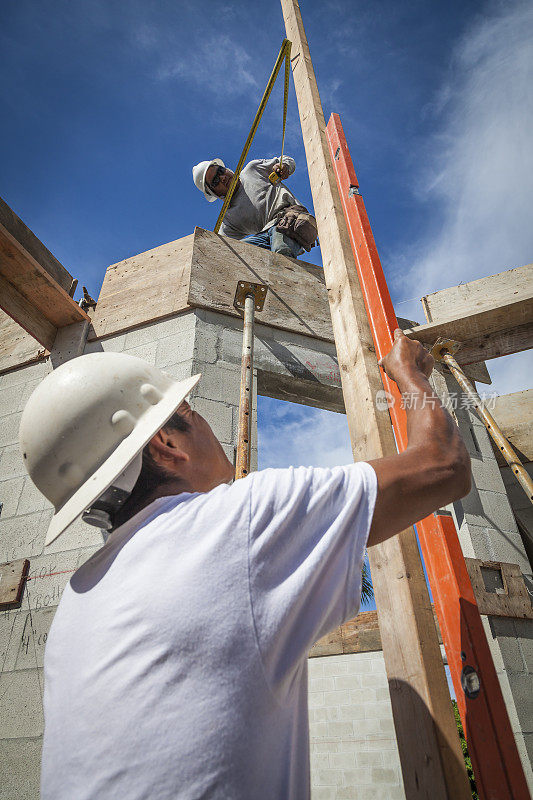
[213,39,292,235]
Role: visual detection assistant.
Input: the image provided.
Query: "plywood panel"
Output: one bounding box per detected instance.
[422,264,532,323]
[188,228,333,341]
[89,234,195,339]
[492,390,532,463]
[0,199,89,343]
[0,309,47,374]
[0,197,74,294]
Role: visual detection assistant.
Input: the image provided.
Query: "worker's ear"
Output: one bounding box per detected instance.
[147,429,189,468]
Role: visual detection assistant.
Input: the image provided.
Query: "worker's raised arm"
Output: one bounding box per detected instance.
[367,330,471,546]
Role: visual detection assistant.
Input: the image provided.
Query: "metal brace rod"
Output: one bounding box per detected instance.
[233,282,268,480]
[433,340,533,505]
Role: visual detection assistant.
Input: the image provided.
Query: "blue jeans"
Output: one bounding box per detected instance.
[241,225,303,258]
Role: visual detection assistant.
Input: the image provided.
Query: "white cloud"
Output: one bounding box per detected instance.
[392,1,533,302]
[156,34,259,98]
[258,398,353,470]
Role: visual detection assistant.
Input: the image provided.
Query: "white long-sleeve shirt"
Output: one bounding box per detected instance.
[219,156,302,239]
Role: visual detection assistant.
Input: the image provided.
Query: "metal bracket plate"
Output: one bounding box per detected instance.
[0,558,30,611]
[233,281,268,312]
[431,336,462,363]
[465,558,533,619]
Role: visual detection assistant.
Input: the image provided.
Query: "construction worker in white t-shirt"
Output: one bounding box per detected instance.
[19,329,470,800]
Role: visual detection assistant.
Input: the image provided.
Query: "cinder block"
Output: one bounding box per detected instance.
[156,332,196,369]
[470,459,507,493]
[312,741,340,754]
[0,412,22,448]
[308,658,325,677]
[314,768,344,786]
[507,673,533,731]
[191,398,233,444]
[11,606,56,671]
[310,786,336,800]
[84,334,125,354]
[321,657,350,676]
[514,619,533,672]
[337,703,365,721]
[310,676,336,693]
[309,752,330,770]
[457,522,493,560]
[309,707,328,723]
[0,509,53,564]
[356,750,383,767]
[350,688,376,704]
[0,384,25,417]
[324,690,352,707]
[0,445,26,482]
[16,478,49,516]
[0,669,44,737]
[17,379,42,412]
[329,751,357,769]
[309,692,325,708]
[334,674,366,689]
[342,767,373,786]
[461,487,518,534]
[192,318,219,364]
[372,766,399,784]
[361,673,388,689]
[364,701,393,720]
[45,515,103,555]
[195,363,242,407]
[24,549,81,611]
[309,721,328,738]
[379,718,395,734]
[123,341,158,364]
[0,477,25,518]
[326,721,354,738]
[0,360,50,390]
[0,736,42,800]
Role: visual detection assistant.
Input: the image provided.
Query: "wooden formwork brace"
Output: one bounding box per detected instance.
[280,1,472,796]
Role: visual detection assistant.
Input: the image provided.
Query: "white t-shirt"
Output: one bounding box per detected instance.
[41,463,377,800]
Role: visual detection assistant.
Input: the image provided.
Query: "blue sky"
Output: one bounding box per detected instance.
[2,0,532,397]
[2,0,531,625]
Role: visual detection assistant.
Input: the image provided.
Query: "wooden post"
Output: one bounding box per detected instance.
[280,1,471,796]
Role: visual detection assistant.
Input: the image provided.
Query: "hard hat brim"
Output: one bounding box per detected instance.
[44,373,201,547]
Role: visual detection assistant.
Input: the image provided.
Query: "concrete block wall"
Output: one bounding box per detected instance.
[432,368,533,791]
[308,653,405,800]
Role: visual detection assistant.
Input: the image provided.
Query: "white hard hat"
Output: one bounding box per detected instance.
[192,158,225,202]
[19,352,200,546]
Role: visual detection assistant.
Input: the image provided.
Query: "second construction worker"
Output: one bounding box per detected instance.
[192,156,317,257]
[19,330,471,800]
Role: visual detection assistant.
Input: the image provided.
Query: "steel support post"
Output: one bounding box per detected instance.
[234,281,267,480]
[433,342,533,505]
[326,110,530,800]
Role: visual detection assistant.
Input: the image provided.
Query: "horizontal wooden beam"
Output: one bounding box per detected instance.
[310,607,442,657]
[421,264,531,323]
[0,198,89,347]
[406,297,532,364]
[409,264,533,366]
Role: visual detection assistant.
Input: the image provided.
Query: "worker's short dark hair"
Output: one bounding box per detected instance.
[112,411,190,529]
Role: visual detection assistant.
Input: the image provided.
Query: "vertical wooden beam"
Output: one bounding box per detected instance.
[280,2,471,797]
